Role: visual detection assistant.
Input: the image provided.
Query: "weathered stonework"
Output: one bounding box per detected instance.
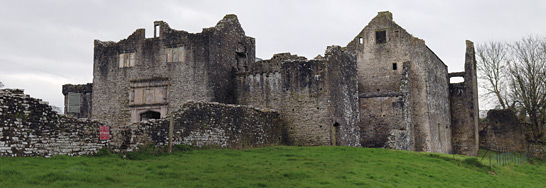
[0,89,107,157]
[345,11,452,153]
[479,109,546,159]
[479,110,530,152]
[62,83,92,118]
[236,46,360,146]
[449,41,480,156]
[55,11,481,155]
[91,15,255,128]
[110,101,284,151]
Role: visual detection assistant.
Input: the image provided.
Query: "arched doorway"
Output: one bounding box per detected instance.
[140,111,161,121]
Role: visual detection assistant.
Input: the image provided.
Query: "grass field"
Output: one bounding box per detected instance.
[0,146,545,187]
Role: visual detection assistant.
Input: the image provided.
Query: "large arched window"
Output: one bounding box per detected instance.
[140,111,161,121]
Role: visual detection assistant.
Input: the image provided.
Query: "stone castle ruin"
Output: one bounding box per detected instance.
[1,11,480,157]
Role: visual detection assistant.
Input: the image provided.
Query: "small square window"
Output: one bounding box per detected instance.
[393,63,397,70]
[376,30,386,44]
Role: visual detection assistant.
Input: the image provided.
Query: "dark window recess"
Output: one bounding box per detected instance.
[375,30,386,44]
[393,63,397,70]
[140,111,161,121]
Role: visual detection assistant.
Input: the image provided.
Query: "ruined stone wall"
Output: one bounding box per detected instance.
[236,47,360,146]
[324,46,360,146]
[62,83,92,118]
[346,11,451,153]
[479,110,530,152]
[450,41,479,156]
[110,101,283,151]
[358,62,413,150]
[91,15,255,128]
[235,53,296,110]
[0,89,107,157]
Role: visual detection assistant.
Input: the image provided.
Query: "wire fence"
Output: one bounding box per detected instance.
[480,146,529,166]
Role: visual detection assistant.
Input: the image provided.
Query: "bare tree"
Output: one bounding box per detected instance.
[476,41,512,109]
[508,36,546,139]
[0,81,3,88]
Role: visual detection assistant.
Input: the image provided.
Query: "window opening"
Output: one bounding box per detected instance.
[236,52,247,71]
[393,63,397,70]
[154,25,160,37]
[375,30,386,44]
[359,37,363,44]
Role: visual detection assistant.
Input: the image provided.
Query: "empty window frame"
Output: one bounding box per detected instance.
[392,63,397,70]
[119,52,136,68]
[166,46,185,62]
[154,24,160,38]
[67,92,81,113]
[375,30,387,44]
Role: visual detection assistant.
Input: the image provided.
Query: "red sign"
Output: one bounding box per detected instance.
[100,126,110,140]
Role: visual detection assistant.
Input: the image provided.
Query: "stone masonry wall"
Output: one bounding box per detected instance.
[358,62,413,150]
[449,41,479,156]
[0,89,107,157]
[479,109,546,159]
[346,11,451,153]
[110,101,283,151]
[424,48,452,153]
[324,46,360,146]
[62,83,92,118]
[479,110,530,152]
[236,47,359,146]
[91,15,255,128]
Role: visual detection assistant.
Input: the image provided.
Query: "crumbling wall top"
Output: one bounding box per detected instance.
[377,11,393,20]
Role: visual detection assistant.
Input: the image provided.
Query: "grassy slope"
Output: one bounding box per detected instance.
[0,146,545,188]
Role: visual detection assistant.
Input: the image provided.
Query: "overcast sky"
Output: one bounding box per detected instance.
[0,0,544,111]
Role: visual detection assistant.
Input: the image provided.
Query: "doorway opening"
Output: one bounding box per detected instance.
[332,122,341,146]
[140,111,161,121]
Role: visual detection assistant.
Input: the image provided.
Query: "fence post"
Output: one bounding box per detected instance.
[489,151,492,173]
[168,113,174,153]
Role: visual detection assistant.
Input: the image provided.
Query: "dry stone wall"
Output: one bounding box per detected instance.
[1,89,283,157]
[0,89,108,157]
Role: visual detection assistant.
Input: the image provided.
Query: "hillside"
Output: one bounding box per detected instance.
[0,146,545,187]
